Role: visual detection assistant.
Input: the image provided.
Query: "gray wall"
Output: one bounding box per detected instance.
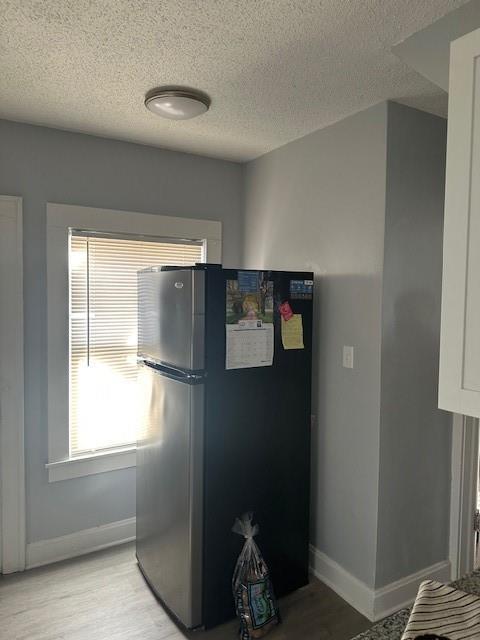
[375,103,451,587]
[243,101,451,589]
[243,103,389,588]
[0,119,243,544]
[392,0,480,92]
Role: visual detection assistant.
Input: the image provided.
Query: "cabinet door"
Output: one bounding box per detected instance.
[440,27,480,417]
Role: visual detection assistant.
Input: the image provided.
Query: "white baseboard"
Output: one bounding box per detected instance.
[309,544,375,619]
[26,517,136,569]
[309,544,451,622]
[25,527,450,621]
[373,559,451,621]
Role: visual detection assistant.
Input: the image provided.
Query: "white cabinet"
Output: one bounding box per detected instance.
[440,27,480,417]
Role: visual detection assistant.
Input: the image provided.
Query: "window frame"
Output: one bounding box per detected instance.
[46,202,222,483]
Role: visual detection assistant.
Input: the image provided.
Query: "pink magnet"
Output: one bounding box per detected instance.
[279,301,293,321]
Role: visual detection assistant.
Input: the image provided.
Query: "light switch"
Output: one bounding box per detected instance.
[343,346,354,369]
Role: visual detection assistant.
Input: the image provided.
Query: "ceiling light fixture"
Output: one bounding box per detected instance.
[144,87,210,120]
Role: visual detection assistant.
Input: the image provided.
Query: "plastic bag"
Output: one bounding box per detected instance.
[232,513,279,639]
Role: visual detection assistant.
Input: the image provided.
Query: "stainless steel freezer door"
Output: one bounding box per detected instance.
[138,268,205,371]
[136,364,204,628]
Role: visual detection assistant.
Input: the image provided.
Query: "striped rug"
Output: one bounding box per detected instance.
[401,580,480,640]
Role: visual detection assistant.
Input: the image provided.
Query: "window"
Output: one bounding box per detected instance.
[69,234,203,456]
[46,203,221,482]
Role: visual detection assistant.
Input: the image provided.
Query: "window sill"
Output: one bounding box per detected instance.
[46,447,136,483]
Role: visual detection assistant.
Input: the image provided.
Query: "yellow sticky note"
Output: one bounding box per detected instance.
[281,314,304,350]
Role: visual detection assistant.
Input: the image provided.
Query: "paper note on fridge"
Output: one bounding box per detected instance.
[281,314,304,350]
[226,323,274,369]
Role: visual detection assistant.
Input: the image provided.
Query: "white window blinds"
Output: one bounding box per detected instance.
[69,233,203,457]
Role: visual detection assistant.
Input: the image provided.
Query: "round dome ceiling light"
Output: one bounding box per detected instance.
[144,87,211,120]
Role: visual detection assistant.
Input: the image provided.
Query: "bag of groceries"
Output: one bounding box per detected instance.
[232,513,279,639]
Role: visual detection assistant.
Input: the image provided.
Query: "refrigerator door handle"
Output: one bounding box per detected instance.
[138,359,205,383]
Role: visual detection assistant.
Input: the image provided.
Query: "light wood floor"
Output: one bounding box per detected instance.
[0,543,370,640]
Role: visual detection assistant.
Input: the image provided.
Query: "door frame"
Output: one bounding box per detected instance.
[449,413,478,579]
[0,195,26,573]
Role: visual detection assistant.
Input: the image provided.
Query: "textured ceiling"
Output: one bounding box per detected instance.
[0,0,469,161]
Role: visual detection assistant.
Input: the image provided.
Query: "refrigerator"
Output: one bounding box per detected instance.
[136,264,313,630]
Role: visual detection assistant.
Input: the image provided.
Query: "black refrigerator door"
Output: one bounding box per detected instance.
[202,268,313,629]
